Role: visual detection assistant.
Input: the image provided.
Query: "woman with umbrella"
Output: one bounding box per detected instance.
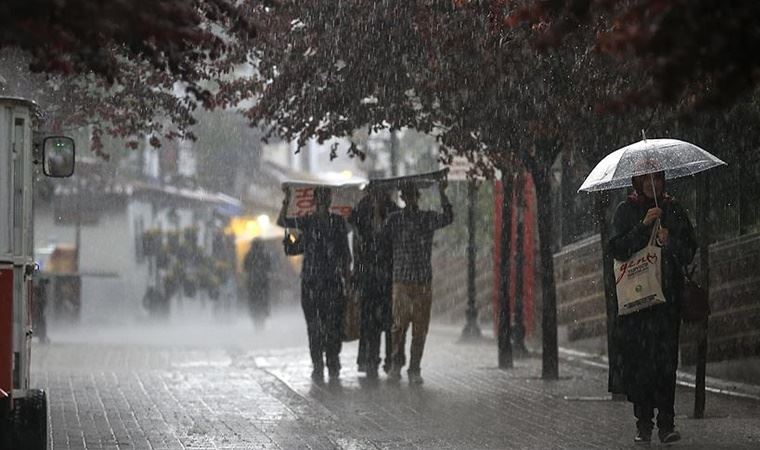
[609,169,697,444]
[580,138,724,445]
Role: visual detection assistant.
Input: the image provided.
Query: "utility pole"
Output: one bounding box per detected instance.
[461,180,482,340]
[74,174,82,272]
[694,173,710,418]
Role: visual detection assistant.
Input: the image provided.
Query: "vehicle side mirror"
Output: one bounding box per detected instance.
[42,136,75,178]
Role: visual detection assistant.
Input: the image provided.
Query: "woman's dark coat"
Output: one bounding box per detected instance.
[609,195,697,404]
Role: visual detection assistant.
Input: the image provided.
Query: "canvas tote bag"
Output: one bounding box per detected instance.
[614,221,666,315]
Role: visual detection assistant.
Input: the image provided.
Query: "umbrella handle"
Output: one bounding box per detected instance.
[648,218,662,247]
[650,173,659,209]
[648,173,665,246]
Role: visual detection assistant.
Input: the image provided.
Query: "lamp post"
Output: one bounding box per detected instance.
[461,179,482,340]
[694,172,710,419]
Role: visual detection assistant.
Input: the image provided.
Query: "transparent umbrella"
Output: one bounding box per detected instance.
[578,138,727,193]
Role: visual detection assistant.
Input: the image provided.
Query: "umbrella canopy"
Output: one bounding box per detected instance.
[578,138,726,193]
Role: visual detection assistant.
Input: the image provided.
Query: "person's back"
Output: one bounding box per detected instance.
[352,194,398,277]
[245,240,271,287]
[298,213,349,281]
[244,239,273,325]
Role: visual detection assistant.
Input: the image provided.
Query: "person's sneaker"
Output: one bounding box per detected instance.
[408,372,424,385]
[659,429,681,444]
[328,367,340,380]
[634,429,652,445]
[310,368,324,383]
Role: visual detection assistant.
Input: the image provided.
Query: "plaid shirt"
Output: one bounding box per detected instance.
[384,204,454,283]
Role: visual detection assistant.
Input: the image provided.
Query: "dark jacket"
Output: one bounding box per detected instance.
[350,195,399,284]
[244,240,271,296]
[279,212,351,282]
[608,195,697,403]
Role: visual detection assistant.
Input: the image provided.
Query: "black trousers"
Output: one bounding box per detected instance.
[301,278,344,371]
[357,311,394,370]
[356,276,403,370]
[633,368,677,432]
[621,306,680,433]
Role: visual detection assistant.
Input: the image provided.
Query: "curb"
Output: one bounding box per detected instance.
[559,346,760,402]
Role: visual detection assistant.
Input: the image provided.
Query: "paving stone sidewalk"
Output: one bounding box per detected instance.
[31,320,760,450]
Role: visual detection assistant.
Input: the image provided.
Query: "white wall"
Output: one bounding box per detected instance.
[35,202,148,324]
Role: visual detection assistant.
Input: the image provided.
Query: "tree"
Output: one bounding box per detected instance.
[1,0,257,82]
[246,1,760,379]
[247,1,440,156]
[0,0,258,155]
[247,0,619,378]
[501,0,760,110]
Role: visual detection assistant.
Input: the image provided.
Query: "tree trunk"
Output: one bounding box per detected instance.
[513,170,527,355]
[530,160,559,380]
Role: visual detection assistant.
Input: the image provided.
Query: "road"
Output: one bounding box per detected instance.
[32,307,760,449]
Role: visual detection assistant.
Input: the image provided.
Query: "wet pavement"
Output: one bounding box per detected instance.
[32,309,760,450]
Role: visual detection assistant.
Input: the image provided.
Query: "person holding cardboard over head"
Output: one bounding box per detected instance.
[383,178,453,385]
[350,184,401,379]
[278,186,352,383]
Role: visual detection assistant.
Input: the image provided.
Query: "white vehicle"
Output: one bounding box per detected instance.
[0,97,74,449]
